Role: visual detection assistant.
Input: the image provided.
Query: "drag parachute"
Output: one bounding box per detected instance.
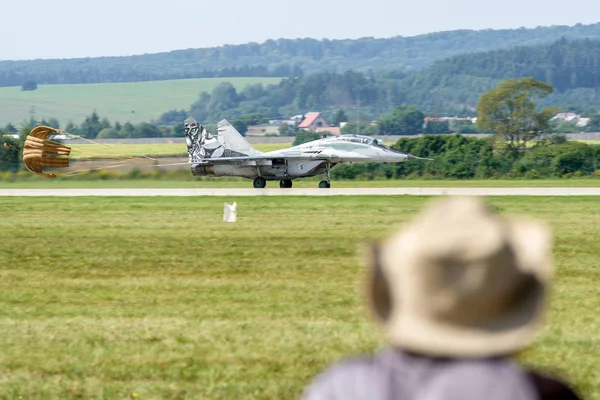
[7,125,164,178]
[22,126,71,178]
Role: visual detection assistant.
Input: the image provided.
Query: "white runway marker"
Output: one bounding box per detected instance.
[224,202,237,222]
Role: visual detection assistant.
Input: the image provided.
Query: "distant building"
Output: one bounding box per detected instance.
[424,116,473,129]
[424,117,447,122]
[552,112,589,127]
[552,112,580,123]
[290,115,305,124]
[316,127,341,136]
[298,112,330,131]
[246,124,280,136]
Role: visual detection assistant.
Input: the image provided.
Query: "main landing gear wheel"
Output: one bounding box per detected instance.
[253,177,266,188]
[318,162,332,188]
[279,179,293,188]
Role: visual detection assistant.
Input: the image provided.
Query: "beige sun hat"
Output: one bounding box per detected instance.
[366,196,554,358]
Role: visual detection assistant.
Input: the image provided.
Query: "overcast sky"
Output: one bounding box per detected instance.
[2,0,600,61]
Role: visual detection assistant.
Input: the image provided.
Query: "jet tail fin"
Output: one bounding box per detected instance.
[217,119,262,156]
[184,117,260,162]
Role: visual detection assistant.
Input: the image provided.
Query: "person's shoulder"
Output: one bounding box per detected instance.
[300,355,384,400]
[526,371,582,400]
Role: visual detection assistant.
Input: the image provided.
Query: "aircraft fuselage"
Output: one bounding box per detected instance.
[192,159,334,180]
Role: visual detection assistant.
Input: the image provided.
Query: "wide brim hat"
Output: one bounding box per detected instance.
[366,197,553,358]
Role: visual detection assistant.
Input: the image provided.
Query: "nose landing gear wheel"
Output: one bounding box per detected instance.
[253,177,267,188]
[280,179,293,188]
[318,180,331,188]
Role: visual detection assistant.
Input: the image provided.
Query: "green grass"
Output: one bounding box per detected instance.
[2,178,600,189]
[68,142,292,160]
[67,141,395,160]
[62,139,599,161]
[575,140,600,144]
[0,196,598,399]
[0,77,282,127]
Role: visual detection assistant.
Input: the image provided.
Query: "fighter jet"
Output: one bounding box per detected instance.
[160,118,431,188]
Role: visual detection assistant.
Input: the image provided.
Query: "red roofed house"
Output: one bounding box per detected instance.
[297,112,330,131]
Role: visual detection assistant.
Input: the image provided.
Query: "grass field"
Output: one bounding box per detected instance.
[68,143,292,160]
[0,196,598,399]
[63,139,599,160]
[0,77,282,127]
[2,178,600,189]
[575,140,600,144]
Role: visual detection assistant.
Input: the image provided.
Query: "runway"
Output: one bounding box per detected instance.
[1,188,600,196]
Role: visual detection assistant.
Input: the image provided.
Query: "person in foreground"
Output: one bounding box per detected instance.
[302,197,581,400]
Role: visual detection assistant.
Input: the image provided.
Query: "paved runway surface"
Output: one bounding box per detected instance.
[1,188,600,196]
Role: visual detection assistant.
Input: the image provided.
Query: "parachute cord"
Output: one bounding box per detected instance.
[61,161,139,176]
[55,130,158,162]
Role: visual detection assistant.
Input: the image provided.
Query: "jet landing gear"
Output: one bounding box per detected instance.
[318,162,332,188]
[253,177,266,188]
[279,179,293,188]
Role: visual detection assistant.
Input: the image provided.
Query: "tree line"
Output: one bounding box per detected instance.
[0,65,303,88]
[158,57,600,131]
[332,134,600,180]
[3,76,600,180]
[3,129,598,179]
[161,70,443,125]
[4,36,600,122]
[397,37,600,113]
[425,37,600,92]
[2,23,600,85]
[1,114,185,141]
[151,37,600,123]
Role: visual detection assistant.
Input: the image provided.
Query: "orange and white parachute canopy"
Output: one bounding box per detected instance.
[19,125,162,178]
[22,126,71,178]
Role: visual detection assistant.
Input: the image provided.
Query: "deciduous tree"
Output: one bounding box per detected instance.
[333,110,348,127]
[476,78,558,153]
[587,114,600,132]
[0,133,20,172]
[21,80,37,91]
[378,105,424,135]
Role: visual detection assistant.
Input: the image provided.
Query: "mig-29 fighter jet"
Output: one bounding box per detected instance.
[161,118,431,188]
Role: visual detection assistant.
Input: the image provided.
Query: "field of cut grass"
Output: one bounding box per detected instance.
[68,141,398,160]
[63,139,597,160]
[0,196,598,399]
[67,142,292,160]
[2,177,600,189]
[0,77,282,127]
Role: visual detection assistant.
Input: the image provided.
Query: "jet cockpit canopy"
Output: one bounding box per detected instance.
[334,134,409,155]
[336,134,390,149]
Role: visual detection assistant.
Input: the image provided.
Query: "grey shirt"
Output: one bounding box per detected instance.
[301,348,578,400]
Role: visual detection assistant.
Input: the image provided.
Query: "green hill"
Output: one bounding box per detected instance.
[151,38,600,125]
[4,36,600,128]
[0,77,281,127]
[398,37,600,112]
[3,23,600,86]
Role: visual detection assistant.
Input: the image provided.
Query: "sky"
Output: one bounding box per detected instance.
[2,0,600,61]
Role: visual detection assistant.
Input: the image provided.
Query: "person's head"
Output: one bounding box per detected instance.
[366,196,553,359]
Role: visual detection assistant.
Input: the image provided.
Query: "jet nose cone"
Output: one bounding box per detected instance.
[406,154,416,160]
